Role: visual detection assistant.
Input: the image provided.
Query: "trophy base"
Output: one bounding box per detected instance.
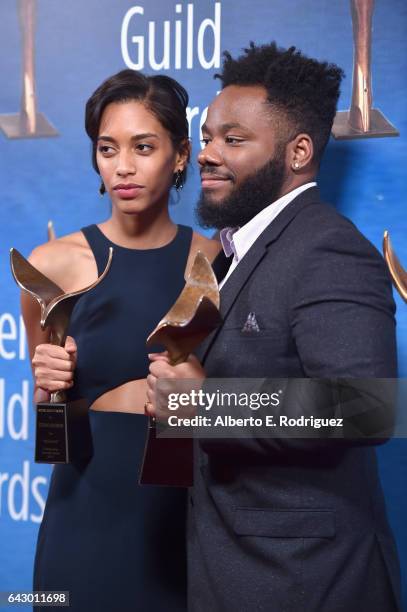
[139,418,193,487]
[35,398,92,464]
[331,109,399,140]
[0,112,58,139]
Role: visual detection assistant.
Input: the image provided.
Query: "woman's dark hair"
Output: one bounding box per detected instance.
[215,42,344,164]
[85,69,190,190]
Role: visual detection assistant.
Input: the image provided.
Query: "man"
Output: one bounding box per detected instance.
[147,42,401,611]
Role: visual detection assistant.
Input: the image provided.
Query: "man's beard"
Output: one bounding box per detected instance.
[196,152,287,230]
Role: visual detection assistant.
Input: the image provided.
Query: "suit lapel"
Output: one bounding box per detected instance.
[200,186,320,364]
[211,249,232,284]
[195,250,230,362]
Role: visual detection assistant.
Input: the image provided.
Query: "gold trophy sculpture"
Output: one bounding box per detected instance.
[47,220,56,241]
[140,252,222,486]
[0,0,58,139]
[10,247,113,463]
[332,0,399,139]
[383,232,407,303]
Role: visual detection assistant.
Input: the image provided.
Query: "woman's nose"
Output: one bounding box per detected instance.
[116,150,136,176]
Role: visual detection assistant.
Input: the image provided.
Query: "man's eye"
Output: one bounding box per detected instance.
[200,138,210,146]
[225,136,243,144]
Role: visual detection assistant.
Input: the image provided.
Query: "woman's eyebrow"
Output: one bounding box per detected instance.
[97,133,160,142]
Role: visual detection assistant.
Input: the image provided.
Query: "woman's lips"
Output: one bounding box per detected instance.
[113,184,144,199]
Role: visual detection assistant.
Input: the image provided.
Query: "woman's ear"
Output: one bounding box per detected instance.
[175,138,191,172]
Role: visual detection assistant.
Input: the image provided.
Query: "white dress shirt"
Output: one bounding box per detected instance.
[219,182,317,289]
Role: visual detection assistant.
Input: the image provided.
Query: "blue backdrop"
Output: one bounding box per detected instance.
[0,0,406,608]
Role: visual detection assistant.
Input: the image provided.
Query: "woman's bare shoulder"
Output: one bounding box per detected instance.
[28,231,94,289]
[184,230,221,279]
[190,231,221,263]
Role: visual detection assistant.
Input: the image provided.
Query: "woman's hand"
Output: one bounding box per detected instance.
[32,336,77,399]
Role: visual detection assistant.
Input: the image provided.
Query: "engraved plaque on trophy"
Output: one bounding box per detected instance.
[0,0,58,139]
[332,0,399,139]
[383,231,407,303]
[140,251,222,486]
[10,247,113,463]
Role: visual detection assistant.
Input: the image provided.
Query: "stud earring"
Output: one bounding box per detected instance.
[173,169,184,191]
[99,182,106,196]
[292,161,300,171]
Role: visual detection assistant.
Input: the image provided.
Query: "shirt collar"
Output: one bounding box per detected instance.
[232,182,317,262]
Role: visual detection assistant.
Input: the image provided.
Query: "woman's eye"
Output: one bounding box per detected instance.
[98,145,114,155]
[136,143,153,152]
[200,138,210,146]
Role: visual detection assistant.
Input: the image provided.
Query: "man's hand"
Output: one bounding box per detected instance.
[146,352,206,418]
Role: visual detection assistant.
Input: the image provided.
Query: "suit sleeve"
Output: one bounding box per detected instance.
[291,221,397,378]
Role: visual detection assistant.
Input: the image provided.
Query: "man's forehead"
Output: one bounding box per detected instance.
[204,85,271,132]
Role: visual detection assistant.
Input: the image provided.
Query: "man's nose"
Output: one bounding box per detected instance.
[197,141,223,167]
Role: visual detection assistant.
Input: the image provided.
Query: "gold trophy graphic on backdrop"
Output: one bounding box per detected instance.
[383,232,407,303]
[140,251,222,486]
[10,247,113,463]
[47,220,56,241]
[332,0,399,139]
[0,0,58,139]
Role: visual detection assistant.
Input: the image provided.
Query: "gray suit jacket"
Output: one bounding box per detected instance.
[188,187,401,612]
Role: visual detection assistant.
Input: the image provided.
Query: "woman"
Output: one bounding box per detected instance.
[22,69,220,611]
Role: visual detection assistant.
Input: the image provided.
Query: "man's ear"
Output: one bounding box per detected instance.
[288,133,314,172]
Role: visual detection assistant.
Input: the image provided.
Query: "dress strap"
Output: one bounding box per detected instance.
[175,224,193,251]
[81,225,111,275]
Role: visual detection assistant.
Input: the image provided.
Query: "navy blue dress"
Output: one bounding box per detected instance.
[33,224,192,611]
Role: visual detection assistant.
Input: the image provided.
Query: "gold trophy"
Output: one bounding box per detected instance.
[383,231,407,303]
[332,0,399,139]
[140,252,222,486]
[47,220,56,241]
[10,247,113,463]
[0,0,58,139]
